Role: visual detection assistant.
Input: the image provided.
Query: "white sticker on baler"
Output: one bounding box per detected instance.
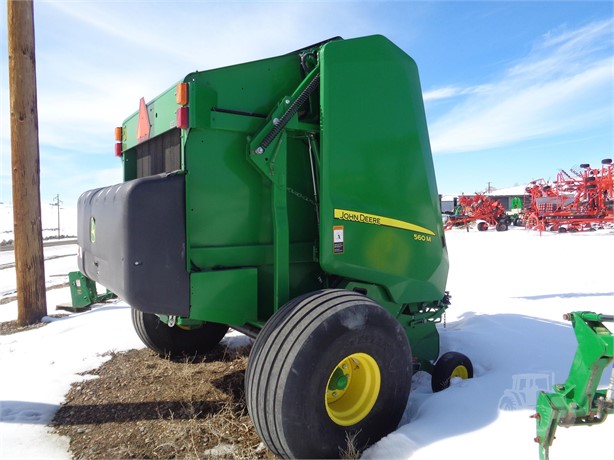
[333,226,344,254]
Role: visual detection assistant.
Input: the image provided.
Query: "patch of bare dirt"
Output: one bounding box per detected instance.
[51,345,275,459]
[0,319,48,335]
[0,315,69,335]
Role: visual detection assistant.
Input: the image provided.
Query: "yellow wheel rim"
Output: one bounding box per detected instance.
[450,365,469,380]
[325,352,381,426]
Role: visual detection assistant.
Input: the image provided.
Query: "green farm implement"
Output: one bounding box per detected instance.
[533,312,614,460]
[57,271,116,311]
[76,35,472,458]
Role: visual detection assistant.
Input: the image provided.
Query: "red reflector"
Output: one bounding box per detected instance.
[177,107,189,129]
[115,143,122,157]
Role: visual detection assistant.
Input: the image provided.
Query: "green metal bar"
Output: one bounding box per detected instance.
[271,132,290,310]
[189,241,315,269]
[535,311,614,460]
[246,67,322,311]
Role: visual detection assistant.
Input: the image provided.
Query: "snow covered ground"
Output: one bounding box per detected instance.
[0,242,78,301]
[1,227,613,459]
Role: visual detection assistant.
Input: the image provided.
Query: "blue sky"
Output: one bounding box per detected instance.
[1,0,612,207]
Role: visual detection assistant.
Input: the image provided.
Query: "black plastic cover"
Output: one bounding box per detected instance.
[77,172,189,316]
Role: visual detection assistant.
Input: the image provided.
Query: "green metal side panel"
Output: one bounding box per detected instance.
[183,52,321,323]
[318,35,448,304]
[190,268,258,325]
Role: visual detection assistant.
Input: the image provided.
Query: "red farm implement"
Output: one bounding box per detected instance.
[524,159,614,233]
[444,193,509,232]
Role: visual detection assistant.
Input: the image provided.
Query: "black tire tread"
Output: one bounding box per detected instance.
[431,351,474,392]
[246,289,411,458]
[131,308,228,357]
[247,290,360,457]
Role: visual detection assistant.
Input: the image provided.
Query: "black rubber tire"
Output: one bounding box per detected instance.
[245,289,412,459]
[585,176,596,182]
[558,227,567,233]
[569,228,579,233]
[602,158,612,165]
[431,351,473,392]
[131,308,229,357]
[496,222,508,232]
[580,163,590,168]
[477,222,488,231]
[513,218,524,227]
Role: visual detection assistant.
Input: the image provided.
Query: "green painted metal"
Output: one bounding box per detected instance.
[535,312,614,460]
[68,271,97,308]
[341,280,445,362]
[318,36,448,305]
[66,271,116,310]
[190,269,258,325]
[113,35,450,364]
[328,368,349,391]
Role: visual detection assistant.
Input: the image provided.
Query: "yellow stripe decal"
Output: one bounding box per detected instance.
[334,209,435,236]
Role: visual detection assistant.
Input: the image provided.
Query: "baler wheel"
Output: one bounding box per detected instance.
[477,222,488,231]
[496,222,508,232]
[131,308,228,357]
[431,351,473,392]
[245,289,412,459]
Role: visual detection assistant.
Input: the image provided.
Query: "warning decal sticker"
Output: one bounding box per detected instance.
[333,226,344,254]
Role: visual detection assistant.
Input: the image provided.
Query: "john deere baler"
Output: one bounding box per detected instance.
[77,35,472,459]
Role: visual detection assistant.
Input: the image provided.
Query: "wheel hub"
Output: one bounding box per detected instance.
[450,364,469,380]
[325,352,381,426]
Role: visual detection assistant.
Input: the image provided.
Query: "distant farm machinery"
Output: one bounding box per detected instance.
[444,193,511,232]
[524,159,614,233]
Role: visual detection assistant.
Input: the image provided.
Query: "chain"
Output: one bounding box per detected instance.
[287,187,317,207]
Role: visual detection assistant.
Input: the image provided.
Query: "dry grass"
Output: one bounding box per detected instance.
[51,344,272,459]
[2,315,368,459]
[339,431,363,460]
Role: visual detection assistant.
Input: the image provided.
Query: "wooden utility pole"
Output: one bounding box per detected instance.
[8,0,47,325]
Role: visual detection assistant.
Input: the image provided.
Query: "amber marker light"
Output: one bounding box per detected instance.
[114,126,123,157]
[176,82,188,106]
